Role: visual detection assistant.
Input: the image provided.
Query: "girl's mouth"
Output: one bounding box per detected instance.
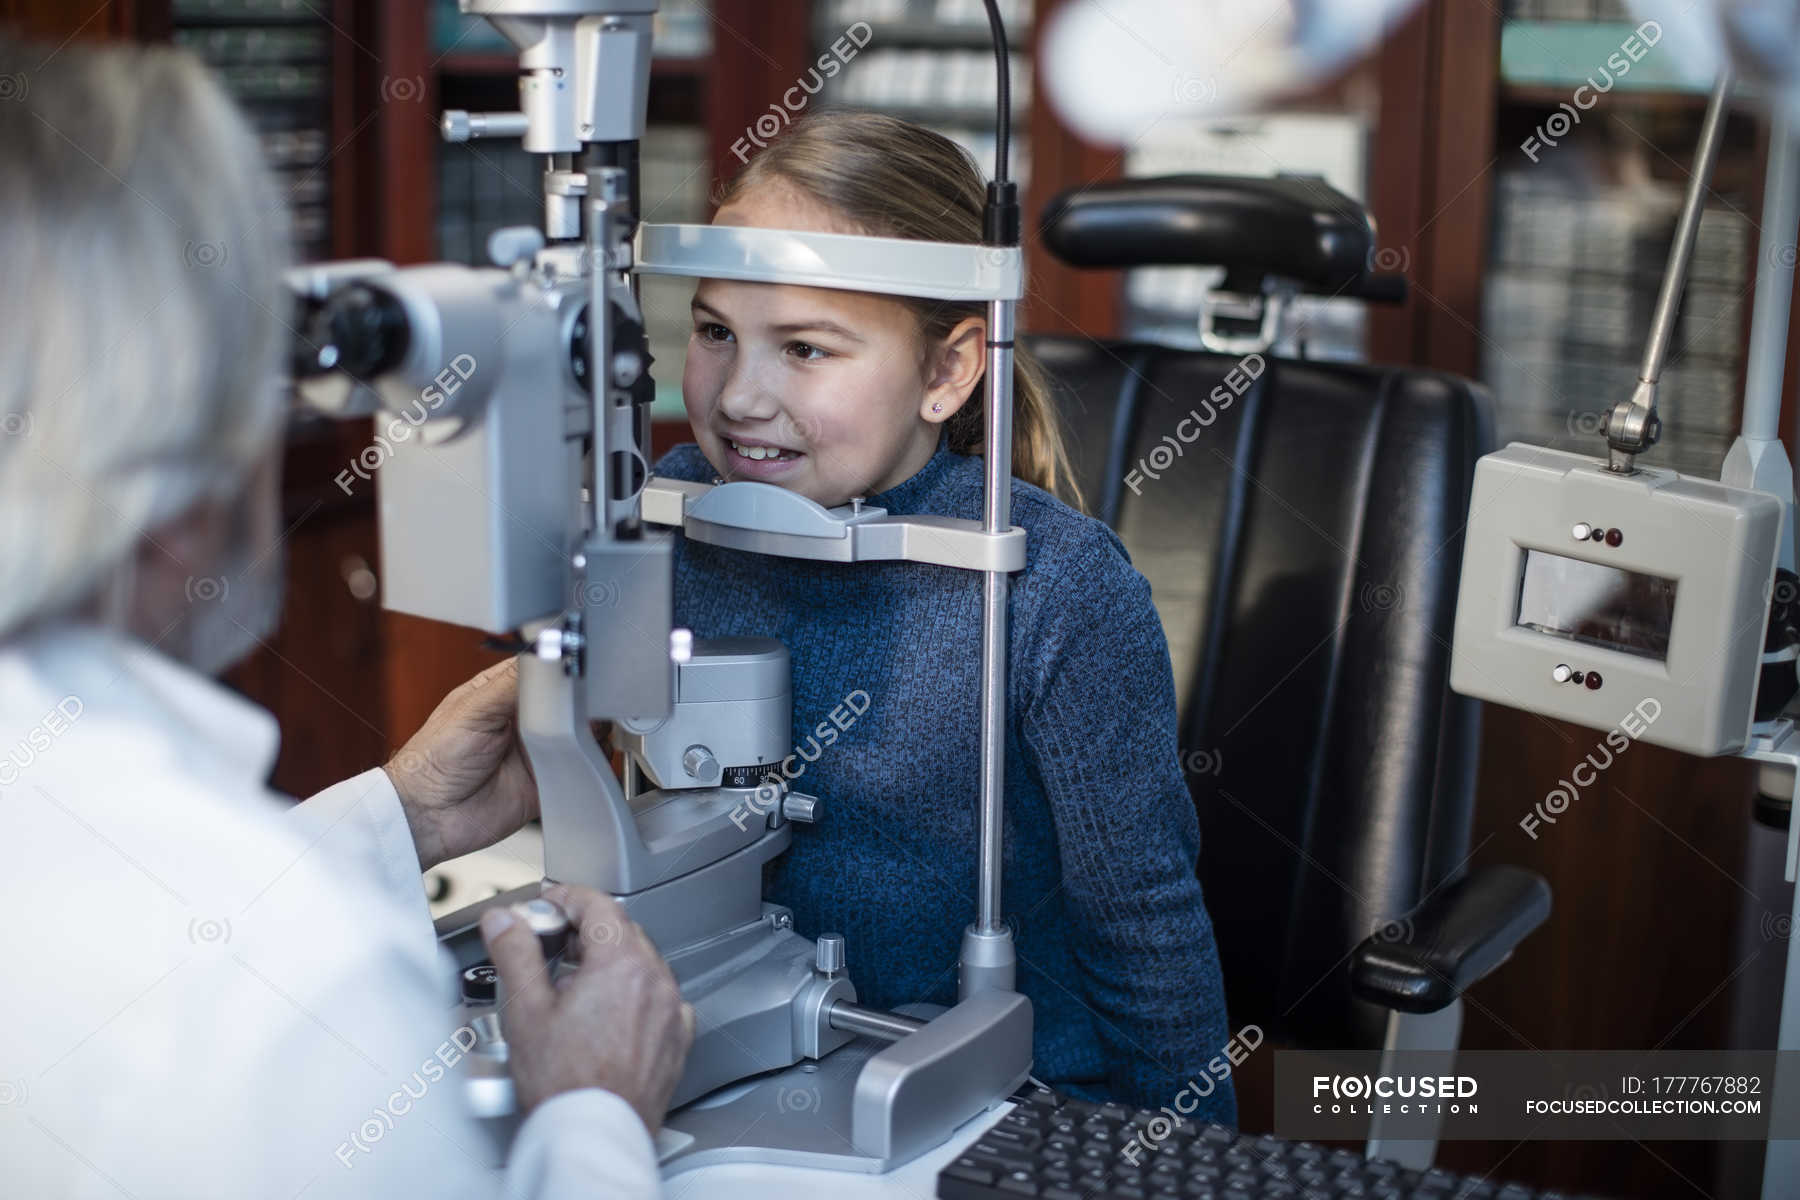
[726,438,805,476]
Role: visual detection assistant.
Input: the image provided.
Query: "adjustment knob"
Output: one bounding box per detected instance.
[517,898,570,962]
[782,791,821,823]
[462,962,499,1005]
[682,745,719,784]
[816,932,845,978]
[611,349,644,386]
[488,225,546,269]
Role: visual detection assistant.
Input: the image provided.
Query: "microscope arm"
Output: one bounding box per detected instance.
[518,644,779,898]
[517,648,647,891]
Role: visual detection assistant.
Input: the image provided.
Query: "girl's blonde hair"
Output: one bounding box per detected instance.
[716,109,1084,512]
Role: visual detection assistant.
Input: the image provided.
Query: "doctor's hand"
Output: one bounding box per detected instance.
[481,884,696,1134]
[384,658,538,872]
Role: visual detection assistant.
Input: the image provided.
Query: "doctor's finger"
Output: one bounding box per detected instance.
[480,906,554,1019]
[447,657,520,729]
[543,884,644,961]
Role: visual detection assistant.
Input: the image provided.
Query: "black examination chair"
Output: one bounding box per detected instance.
[1025,175,1553,1166]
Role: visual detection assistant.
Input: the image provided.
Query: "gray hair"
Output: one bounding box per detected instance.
[0,33,291,640]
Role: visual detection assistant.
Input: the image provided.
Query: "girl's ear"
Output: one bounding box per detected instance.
[920,315,987,423]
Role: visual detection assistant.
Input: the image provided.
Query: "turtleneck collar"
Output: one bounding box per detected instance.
[864,425,962,516]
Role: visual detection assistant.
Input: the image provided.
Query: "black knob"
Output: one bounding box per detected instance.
[462,962,499,1004]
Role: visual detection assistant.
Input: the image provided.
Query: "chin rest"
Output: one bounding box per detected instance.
[1039,174,1404,303]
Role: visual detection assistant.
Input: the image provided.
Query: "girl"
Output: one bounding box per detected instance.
[650,110,1235,1123]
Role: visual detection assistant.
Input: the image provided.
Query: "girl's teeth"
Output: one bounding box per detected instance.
[732,440,795,461]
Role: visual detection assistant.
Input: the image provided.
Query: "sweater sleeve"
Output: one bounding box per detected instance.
[1018,529,1237,1125]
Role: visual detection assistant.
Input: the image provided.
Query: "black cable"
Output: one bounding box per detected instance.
[981,0,1010,189]
[979,0,1019,248]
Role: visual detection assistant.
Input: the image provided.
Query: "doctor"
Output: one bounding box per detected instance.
[0,31,688,1200]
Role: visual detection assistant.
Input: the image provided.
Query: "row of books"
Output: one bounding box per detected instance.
[817,0,1031,35]
[1502,0,1636,19]
[172,9,333,259]
[1482,171,1752,478]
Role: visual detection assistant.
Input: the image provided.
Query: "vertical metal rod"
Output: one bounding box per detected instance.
[1640,71,1734,387]
[1610,71,1734,473]
[1762,787,1800,1200]
[977,297,1014,933]
[962,296,1019,1000]
[587,182,616,537]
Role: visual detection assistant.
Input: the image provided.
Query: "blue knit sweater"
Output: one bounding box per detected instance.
[651,430,1236,1123]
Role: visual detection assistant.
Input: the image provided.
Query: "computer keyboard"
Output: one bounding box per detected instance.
[936,1087,1608,1200]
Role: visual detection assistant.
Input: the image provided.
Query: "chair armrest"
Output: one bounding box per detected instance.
[1349,865,1551,1014]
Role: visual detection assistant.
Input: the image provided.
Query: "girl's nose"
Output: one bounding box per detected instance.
[716,360,784,424]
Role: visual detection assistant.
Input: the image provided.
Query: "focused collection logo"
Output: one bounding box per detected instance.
[1311,1074,1480,1115]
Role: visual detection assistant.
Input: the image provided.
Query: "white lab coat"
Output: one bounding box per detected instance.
[0,623,661,1199]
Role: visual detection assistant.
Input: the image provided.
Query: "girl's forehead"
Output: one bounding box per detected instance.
[713,178,863,237]
[693,276,913,333]
[700,181,917,334]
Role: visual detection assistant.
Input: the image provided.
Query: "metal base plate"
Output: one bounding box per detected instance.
[661,1004,969,1176]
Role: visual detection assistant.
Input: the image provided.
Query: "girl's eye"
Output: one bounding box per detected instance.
[696,322,733,345]
[786,341,830,362]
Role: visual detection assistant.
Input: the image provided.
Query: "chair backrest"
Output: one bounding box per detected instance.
[1023,332,1492,1050]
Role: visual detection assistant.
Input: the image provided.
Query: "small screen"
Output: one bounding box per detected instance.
[1514,549,1677,661]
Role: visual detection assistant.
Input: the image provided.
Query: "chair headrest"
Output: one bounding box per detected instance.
[1039,174,1376,293]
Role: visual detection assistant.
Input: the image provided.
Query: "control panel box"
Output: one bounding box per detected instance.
[1450,443,1783,756]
